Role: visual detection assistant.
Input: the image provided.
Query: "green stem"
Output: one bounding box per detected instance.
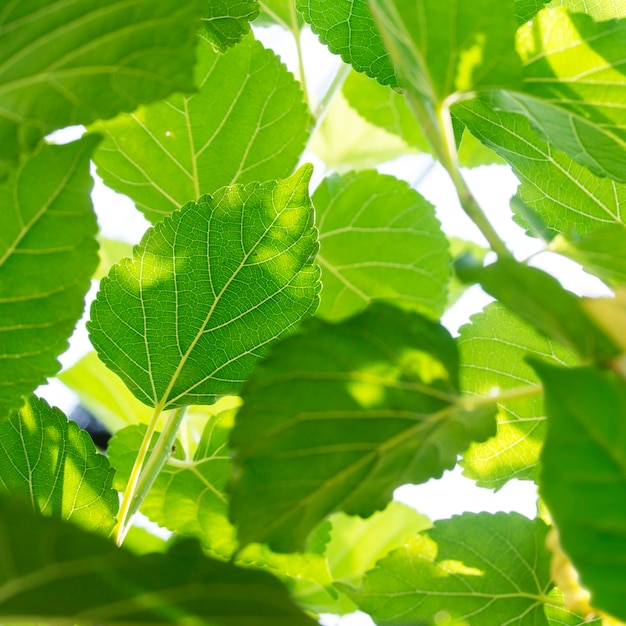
[114,403,165,545]
[459,383,542,412]
[116,406,188,546]
[313,62,351,126]
[287,1,310,112]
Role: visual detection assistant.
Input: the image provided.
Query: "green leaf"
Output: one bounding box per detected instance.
[0,496,317,625]
[0,0,204,177]
[544,589,602,626]
[326,501,431,584]
[534,362,626,622]
[0,137,99,417]
[549,225,626,287]
[454,97,626,237]
[92,34,310,223]
[448,238,489,307]
[478,259,619,363]
[497,8,626,183]
[109,408,237,557]
[59,352,154,433]
[0,395,117,535]
[343,512,552,626]
[309,88,415,170]
[514,0,551,23]
[230,303,496,552]
[88,166,320,410]
[314,171,450,322]
[202,0,260,51]
[548,0,626,19]
[255,0,305,28]
[369,0,521,107]
[93,237,134,281]
[458,303,578,488]
[296,0,396,86]
[343,71,505,167]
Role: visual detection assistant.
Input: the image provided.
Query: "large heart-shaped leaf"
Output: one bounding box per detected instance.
[230,303,495,552]
[0,395,117,535]
[0,496,316,625]
[458,303,578,488]
[0,137,99,417]
[343,513,553,625]
[88,166,320,410]
[92,34,310,223]
[314,171,450,322]
[0,0,204,177]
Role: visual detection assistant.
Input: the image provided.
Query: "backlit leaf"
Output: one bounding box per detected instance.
[88,166,320,410]
[0,395,117,536]
[478,259,619,363]
[458,303,578,488]
[202,0,259,51]
[344,513,552,626]
[296,0,395,86]
[0,0,204,177]
[230,303,495,552]
[0,496,316,625]
[455,97,626,237]
[535,362,626,622]
[0,137,99,417]
[314,171,450,322]
[369,0,521,108]
[499,8,626,182]
[92,34,310,223]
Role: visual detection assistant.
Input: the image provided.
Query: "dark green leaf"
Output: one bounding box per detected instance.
[202,0,260,51]
[0,137,99,417]
[0,496,316,625]
[0,395,117,535]
[92,34,310,223]
[344,513,552,625]
[478,259,619,363]
[458,303,578,488]
[314,171,450,322]
[0,0,204,177]
[230,303,495,551]
[534,362,626,622]
[296,0,396,86]
[455,97,626,237]
[88,166,320,410]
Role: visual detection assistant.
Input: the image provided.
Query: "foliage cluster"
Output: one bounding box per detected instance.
[1,0,626,624]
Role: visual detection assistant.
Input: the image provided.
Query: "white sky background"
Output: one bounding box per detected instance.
[37,23,613,626]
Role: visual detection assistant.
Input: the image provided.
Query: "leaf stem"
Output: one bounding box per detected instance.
[287,1,311,112]
[116,406,188,546]
[113,403,165,545]
[459,383,543,411]
[313,62,351,126]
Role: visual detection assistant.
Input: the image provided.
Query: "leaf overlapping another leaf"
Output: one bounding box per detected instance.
[88,166,320,411]
[0,496,316,625]
[92,34,310,223]
[458,303,578,488]
[535,362,626,622]
[202,0,260,51]
[0,137,99,418]
[314,170,450,322]
[0,395,118,535]
[230,303,496,552]
[343,512,553,625]
[296,0,396,86]
[0,0,204,177]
